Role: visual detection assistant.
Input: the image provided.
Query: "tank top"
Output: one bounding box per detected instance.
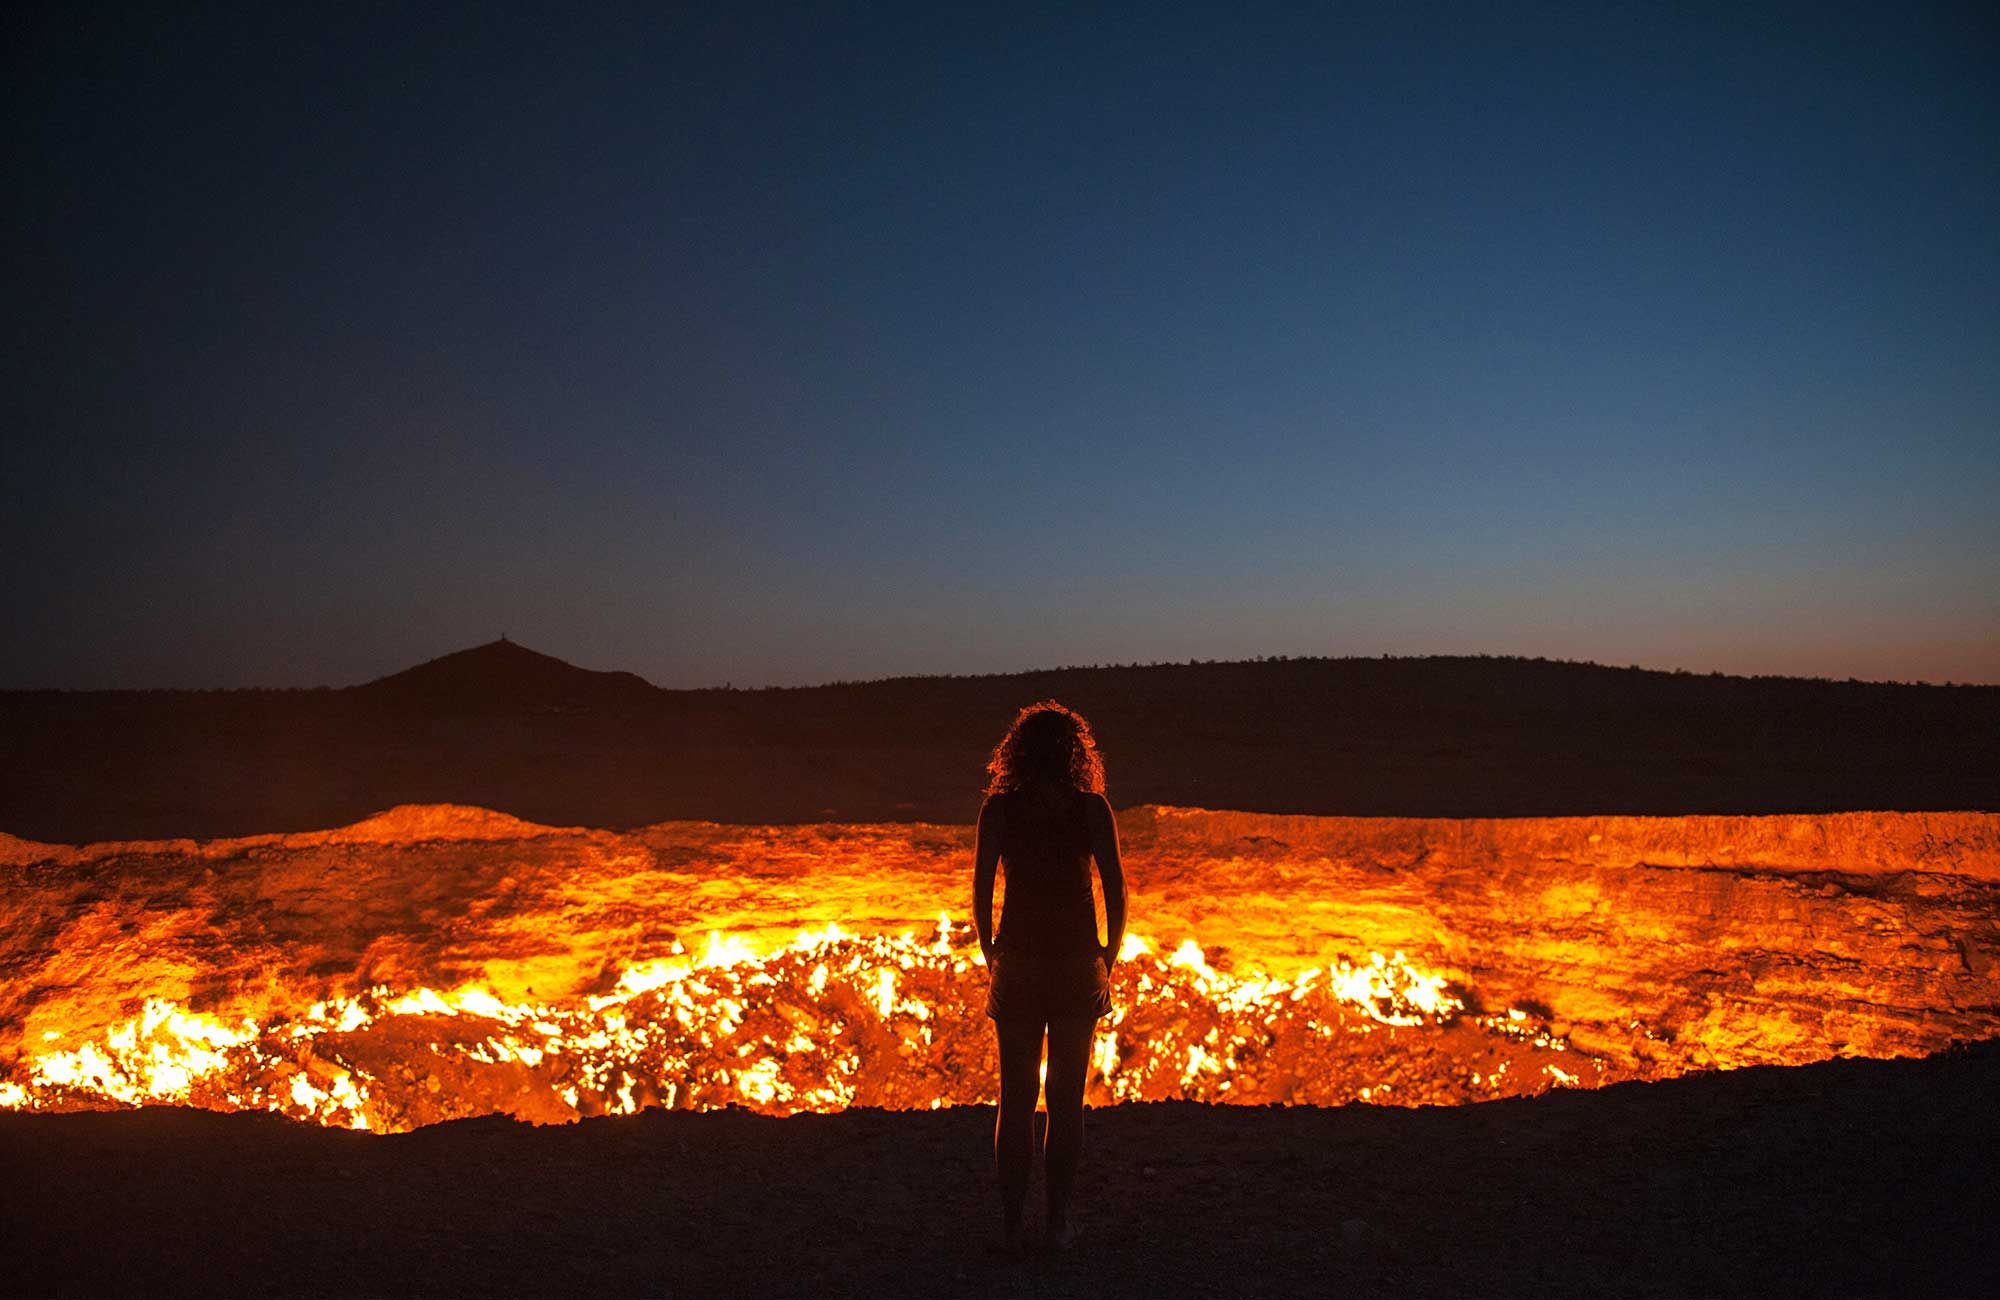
[994,786,1098,957]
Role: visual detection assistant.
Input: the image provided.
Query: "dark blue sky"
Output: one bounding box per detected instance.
[7,2,1996,688]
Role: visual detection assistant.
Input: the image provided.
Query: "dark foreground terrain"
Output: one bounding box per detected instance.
[5,1042,1994,1299]
[4,641,1996,841]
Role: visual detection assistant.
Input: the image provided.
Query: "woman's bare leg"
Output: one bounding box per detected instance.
[1043,1015,1096,1246]
[993,1016,1045,1246]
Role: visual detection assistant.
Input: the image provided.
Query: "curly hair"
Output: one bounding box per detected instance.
[984,700,1106,795]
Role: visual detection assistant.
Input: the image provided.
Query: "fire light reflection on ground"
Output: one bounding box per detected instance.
[0,916,1600,1132]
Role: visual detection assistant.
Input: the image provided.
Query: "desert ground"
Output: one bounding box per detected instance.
[3,643,1996,841]
[5,1042,1994,1298]
[4,644,1997,1296]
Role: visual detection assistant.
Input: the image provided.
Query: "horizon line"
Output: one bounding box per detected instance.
[6,645,1997,695]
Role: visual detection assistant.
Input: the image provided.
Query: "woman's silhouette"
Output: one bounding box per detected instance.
[972,701,1127,1252]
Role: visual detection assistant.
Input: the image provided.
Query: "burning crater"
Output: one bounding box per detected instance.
[2,805,1996,1131]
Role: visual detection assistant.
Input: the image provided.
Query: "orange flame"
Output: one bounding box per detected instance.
[1,912,1599,1131]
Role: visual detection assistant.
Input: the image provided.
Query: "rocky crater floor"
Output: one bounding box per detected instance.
[2,805,1995,1128]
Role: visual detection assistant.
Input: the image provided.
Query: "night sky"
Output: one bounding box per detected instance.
[7,3,1996,689]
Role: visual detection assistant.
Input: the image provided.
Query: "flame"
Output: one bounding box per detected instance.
[1,916,1603,1132]
[1325,951,1457,1026]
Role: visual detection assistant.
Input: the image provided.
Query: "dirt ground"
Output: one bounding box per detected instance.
[5,1041,1994,1299]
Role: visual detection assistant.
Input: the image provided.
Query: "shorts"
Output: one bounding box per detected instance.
[984,947,1112,1023]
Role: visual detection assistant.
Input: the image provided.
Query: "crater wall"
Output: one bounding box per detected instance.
[4,805,1996,1077]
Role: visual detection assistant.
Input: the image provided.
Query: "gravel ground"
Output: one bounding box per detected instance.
[5,1041,1995,1299]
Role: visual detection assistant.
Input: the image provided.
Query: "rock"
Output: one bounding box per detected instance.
[3,804,1996,1098]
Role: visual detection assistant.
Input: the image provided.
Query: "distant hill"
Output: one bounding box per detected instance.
[1,646,1995,840]
[357,639,659,714]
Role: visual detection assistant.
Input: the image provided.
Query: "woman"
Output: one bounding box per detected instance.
[972,700,1127,1252]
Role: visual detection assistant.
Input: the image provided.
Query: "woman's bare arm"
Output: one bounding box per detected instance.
[1087,792,1127,967]
[971,795,1002,965]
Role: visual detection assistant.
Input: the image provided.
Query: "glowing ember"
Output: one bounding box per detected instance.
[8,804,1992,1133]
[0,913,1596,1131]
